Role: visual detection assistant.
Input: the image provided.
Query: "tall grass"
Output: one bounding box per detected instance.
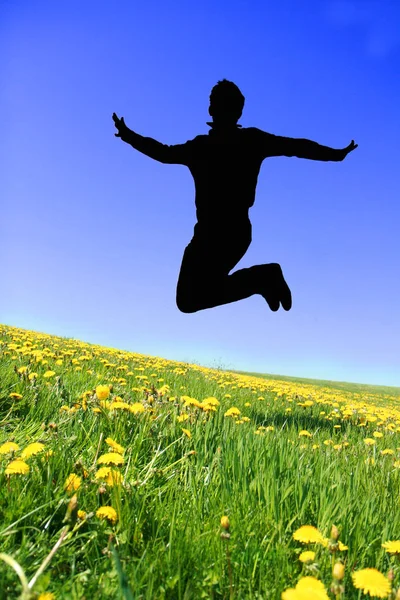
[1,323,400,599]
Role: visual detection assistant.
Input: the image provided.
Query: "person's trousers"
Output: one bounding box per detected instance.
[176,219,256,313]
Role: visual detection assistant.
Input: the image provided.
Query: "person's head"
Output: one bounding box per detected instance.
[208,79,245,125]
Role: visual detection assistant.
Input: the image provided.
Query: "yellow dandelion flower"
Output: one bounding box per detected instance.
[220,516,230,529]
[224,407,241,417]
[394,461,400,468]
[381,449,394,456]
[17,366,28,374]
[364,438,376,446]
[97,452,124,466]
[299,430,312,437]
[177,414,189,422]
[293,525,325,544]
[351,568,391,598]
[373,431,383,438]
[129,402,145,414]
[96,506,118,524]
[64,473,82,492]
[38,593,55,600]
[282,576,329,600]
[203,397,220,406]
[95,466,112,479]
[5,460,30,475]
[96,385,110,400]
[0,442,20,454]
[106,469,123,486]
[9,393,23,400]
[338,540,348,551]
[182,428,191,438]
[105,437,125,454]
[43,370,56,378]
[77,510,87,520]
[20,442,45,459]
[299,550,316,563]
[382,541,400,555]
[109,401,130,410]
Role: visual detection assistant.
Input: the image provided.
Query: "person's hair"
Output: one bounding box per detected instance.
[209,79,245,122]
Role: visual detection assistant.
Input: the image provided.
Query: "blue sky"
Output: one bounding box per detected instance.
[1,0,400,386]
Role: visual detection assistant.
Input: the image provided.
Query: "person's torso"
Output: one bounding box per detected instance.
[187,128,263,225]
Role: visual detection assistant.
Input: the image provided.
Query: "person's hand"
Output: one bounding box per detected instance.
[112,112,130,141]
[342,139,358,159]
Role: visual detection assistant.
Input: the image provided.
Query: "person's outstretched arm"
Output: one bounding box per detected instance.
[112,113,194,165]
[255,128,358,161]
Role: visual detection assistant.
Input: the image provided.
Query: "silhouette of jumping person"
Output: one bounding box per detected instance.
[113,79,357,314]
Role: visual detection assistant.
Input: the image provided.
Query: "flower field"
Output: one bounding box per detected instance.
[1,323,400,599]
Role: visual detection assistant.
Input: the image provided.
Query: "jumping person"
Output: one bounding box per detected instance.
[113,79,357,314]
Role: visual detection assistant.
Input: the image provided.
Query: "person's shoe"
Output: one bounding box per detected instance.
[251,263,292,311]
[276,265,292,311]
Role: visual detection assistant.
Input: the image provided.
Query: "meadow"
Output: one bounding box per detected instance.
[1,323,400,600]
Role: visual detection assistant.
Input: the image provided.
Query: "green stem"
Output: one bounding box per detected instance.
[28,524,70,590]
[0,553,30,597]
[225,542,233,600]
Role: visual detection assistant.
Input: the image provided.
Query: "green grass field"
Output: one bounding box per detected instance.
[1,323,400,600]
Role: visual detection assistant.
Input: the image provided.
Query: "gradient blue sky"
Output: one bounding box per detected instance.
[2,0,400,386]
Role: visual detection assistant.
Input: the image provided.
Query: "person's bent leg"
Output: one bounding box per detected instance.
[175,225,292,313]
[176,266,257,313]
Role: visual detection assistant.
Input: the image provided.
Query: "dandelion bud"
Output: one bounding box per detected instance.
[98,485,107,494]
[328,540,339,554]
[333,562,345,580]
[330,525,339,541]
[387,569,395,582]
[63,493,78,527]
[220,516,230,530]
